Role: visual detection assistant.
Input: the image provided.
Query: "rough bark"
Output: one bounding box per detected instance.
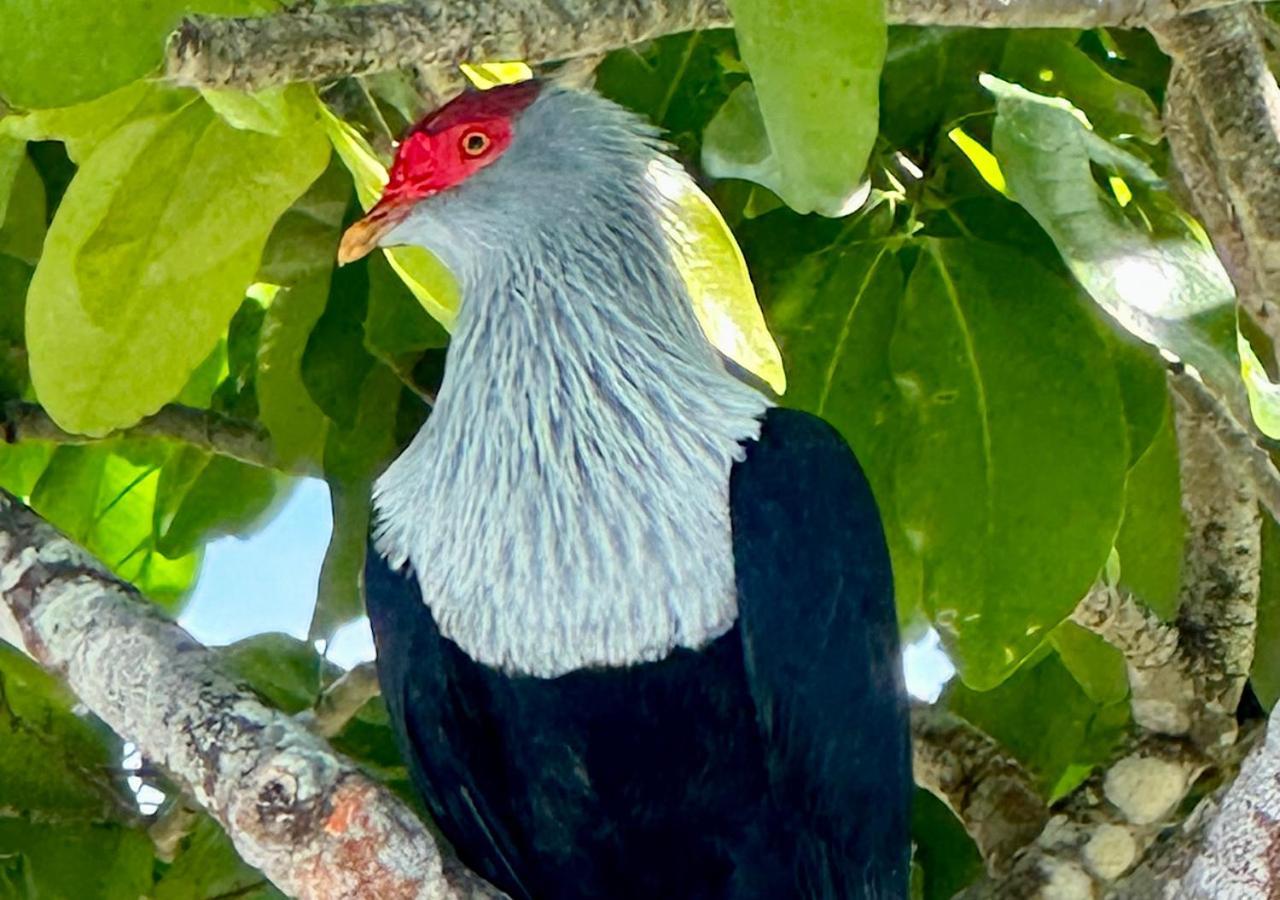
[911,703,1049,873]
[2,401,280,471]
[164,0,1248,92]
[1154,7,1280,366]
[0,493,503,900]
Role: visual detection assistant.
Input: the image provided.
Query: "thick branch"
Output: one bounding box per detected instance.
[911,703,1048,873]
[1154,8,1280,364]
[0,493,502,900]
[165,0,1246,91]
[2,402,280,471]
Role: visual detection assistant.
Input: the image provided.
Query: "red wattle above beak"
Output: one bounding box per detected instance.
[337,202,410,266]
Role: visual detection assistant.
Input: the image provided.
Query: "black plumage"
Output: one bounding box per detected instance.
[366,407,911,899]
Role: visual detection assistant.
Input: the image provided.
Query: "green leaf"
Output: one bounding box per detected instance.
[0,0,275,109]
[893,241,1127,688]
[0,643,132,821]
[1115,399,1184,619]
[0,443,54,498]
[715,0,886,215]
[302,247,376,430]
[0,82,189,164]
[595,31,743,160]
[218,632,335,712]
[255,163,349,465]
[200,86,292,135]
[321,107,459,327]
[153,448,281,557]
[28,443,199,607]
[26,87,329,436]
[760,238,918,622]
[311,365,401,638]
[1252,512,1280,710]
[999,32,1161,142]
[0,820,153,900]
[984,76,1247,432]
[1239,332,1280,439]
[911,791,983,900]
[1110,333,1169,466]
[1050,620,1129,706]
[879,28,1006,149]
[0,136,25,228]
[364,253,450,365]
[945,650,1130,800]
[0,150,46,266]
[153,815,284,900]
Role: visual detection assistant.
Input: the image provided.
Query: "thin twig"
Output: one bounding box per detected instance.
[1,402,282,471]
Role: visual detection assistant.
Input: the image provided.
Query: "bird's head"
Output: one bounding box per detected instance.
[337,80,660,280]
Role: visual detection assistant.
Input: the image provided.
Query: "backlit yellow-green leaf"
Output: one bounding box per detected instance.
[648,159,786,394]
[461,62,535,89]
[1240,332,1280,439]
[320,106,460,329]
[27,87,329,435]
[948,127,1007,196]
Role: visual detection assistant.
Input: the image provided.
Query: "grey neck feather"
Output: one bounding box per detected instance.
[372,87,771,677]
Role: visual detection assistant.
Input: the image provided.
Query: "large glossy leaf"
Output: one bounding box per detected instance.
[153,447,282,558]
[0,0,275,109]
[715,0,886,215]
[945,650,1130,800]
[893,241,1127,688]
[984,77,1246,430]
[760,238,917,622]
[649,158,786,393]
[26,87,329,436]
[879,28,1006,149]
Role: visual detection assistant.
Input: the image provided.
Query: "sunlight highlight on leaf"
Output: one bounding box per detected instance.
[1239,332,1280,438]
[460,62,535,89]
[947,127,1007,196]
[647,159,787,394]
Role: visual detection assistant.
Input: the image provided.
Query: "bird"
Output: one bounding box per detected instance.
[339,78,911,900]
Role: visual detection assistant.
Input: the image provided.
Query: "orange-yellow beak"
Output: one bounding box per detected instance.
[337,203,411,266]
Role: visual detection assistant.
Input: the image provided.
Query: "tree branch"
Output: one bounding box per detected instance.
[1154,8,1280,366]
[911,702,1049,874]
[300,661,382,739]
[164,0,1249,92]
[1,402,282,471]
[0,492,502,900]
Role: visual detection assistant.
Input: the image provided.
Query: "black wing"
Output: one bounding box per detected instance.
[730,407,911,899]
[364,548,535,900]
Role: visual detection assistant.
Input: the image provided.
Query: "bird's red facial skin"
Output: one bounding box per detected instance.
[378,117,515,209]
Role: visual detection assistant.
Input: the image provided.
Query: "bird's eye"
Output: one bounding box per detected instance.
[461,131,491,157]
